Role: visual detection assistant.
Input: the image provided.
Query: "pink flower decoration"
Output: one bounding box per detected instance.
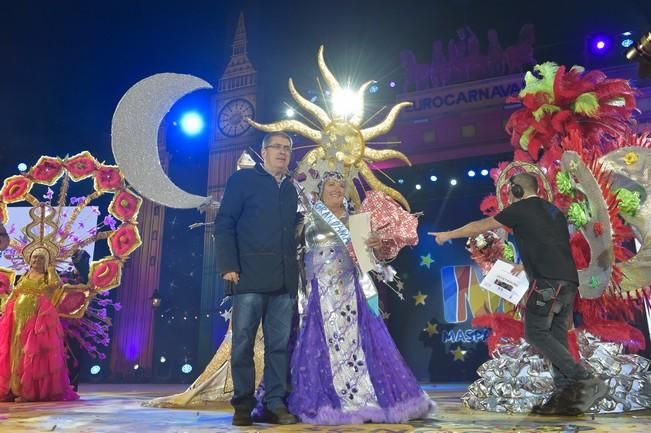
[89,258,122,290]
[1,176,32,203]
[64,152,98,180]
[0,271,14,295]
[30,157,63,184]
[110,189,142,221]
[94,166,123,192]
[108,224,141,257]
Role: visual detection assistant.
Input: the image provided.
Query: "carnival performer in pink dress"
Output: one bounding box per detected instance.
[0,247,78,402]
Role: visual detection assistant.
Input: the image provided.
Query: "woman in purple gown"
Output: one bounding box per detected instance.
[288,172,434,424]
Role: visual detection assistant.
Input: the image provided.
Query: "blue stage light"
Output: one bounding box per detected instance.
[430,175,438,182]
[160,356,167,363]
[17,163,27,172]
[480,169,489,176]
[90,365,101,375]
[369,84,379,93]
[622,39,634,48]
[179,112,205,136]
[415,184,422,190]
[467,170,476,178]
[397,178,404,184]
[450,179,458,186]
[181,363,193,374]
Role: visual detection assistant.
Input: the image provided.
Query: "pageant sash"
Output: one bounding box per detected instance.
[312,201,378,306]
[312,201,355,259]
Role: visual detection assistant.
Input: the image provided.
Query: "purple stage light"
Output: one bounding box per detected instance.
[588,35,611,55]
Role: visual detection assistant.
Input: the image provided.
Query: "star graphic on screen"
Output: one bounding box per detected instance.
[220,308,232,323]
[424,321,439,336]
[451,346,467,361]
[413,291,428,306]
[420,253,434,269]
[396,280,405,292]
[381,311,391,320]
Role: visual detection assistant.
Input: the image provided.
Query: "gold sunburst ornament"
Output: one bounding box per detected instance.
[247,46,413,210]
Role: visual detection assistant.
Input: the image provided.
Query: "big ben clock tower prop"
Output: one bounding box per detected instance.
[198,12,258,364]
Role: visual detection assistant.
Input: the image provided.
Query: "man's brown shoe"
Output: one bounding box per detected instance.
[261,406,298,425]
[232,408,253,426]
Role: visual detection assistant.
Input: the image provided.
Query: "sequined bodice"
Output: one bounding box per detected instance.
[305,211,348,250]
[303,211,355,282]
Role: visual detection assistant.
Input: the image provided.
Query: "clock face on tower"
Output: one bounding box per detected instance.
[217,98,255,137]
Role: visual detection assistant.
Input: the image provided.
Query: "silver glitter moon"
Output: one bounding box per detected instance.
[111,73,212,209]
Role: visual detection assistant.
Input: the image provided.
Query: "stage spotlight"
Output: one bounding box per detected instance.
[285,107,295,117]
[430,175,438,182]
[17,163,27,172]
[397,178,404,184]
[179,111,205,136]
[160,356,167,363]
[133,364,140,370]
[369,84,379,93]
[450,179,458,186]
[625,32,651,78]
[415,184,422,190]
[588,34,612,55]
[389,81,397,88]
[622,31,632,36]
[90,365,101,375]
[332,88,362,117]
[480,169,489,176]
[622,38,634,48]
[181,363,193,374]
[467,170,476,178]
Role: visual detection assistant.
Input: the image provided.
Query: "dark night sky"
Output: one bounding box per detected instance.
[2,0,650,180]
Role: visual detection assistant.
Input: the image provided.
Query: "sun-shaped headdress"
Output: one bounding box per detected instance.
[247,46,413,210]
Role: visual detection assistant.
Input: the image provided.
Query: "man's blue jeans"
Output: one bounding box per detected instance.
[230,292,293,411]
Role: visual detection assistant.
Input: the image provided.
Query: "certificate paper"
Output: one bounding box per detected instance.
[480,260,529,305]
[349,212,374,274]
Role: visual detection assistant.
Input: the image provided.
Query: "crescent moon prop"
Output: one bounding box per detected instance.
[111,73,212,209]
[561,151,614,299]
[599,147,651,293]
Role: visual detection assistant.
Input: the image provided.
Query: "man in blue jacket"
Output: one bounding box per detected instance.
[215,131,300,426]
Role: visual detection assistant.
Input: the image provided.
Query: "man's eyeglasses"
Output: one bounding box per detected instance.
[265,143,292,152]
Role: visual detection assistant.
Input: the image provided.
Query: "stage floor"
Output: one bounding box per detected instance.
[0,384,649,433]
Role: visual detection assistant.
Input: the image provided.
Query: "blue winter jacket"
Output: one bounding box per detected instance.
[214,163,300,295]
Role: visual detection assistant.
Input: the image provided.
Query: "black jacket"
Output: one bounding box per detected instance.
[214,163,300,295]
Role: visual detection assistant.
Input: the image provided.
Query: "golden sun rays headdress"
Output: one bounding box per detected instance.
[247,46,413,210]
